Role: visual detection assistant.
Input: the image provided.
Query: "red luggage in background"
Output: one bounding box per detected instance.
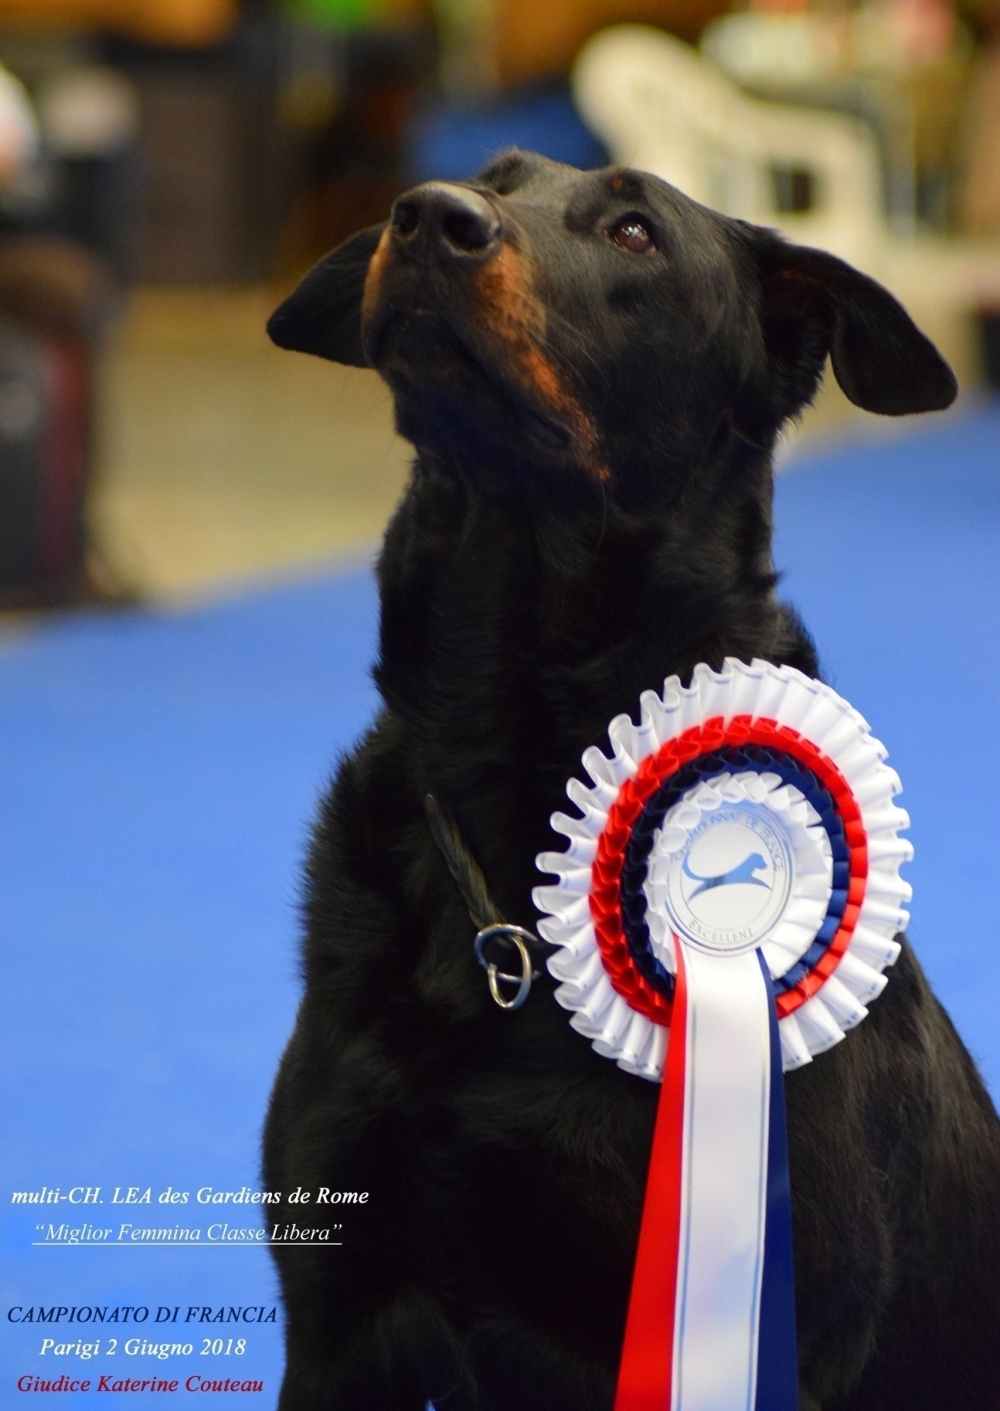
[0,238,111,610]
[0,320,88,602]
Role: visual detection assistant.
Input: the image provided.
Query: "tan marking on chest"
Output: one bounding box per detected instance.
[475,246,607,479]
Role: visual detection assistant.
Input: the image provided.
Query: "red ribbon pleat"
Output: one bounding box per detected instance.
[613,943,688,1411]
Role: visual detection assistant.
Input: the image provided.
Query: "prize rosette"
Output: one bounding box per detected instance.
[532,660,911,1411]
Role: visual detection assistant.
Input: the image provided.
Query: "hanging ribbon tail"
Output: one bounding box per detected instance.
[613,943,689,1411]
[614,943,799,1411]
[755,952,800,1411]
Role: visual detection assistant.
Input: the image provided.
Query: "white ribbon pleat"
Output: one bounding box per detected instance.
[673,945,772,1411]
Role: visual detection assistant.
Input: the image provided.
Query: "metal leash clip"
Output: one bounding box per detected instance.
[423,793,549,1013]
[473,924,543,1011]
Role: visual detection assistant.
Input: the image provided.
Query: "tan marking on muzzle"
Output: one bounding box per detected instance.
[474,245,608,479]
[361,226,393,326]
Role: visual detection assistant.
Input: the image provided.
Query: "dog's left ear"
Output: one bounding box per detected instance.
[748,238,957,426]
[267,224,385,366]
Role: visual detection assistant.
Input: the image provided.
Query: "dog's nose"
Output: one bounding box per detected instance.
[390,183,501,262]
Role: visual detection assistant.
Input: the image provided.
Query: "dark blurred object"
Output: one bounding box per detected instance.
[952,0,1000,39]
[0,237,116,609]
[406,83,607,183]
[277,27,430,268]
[0,35,144,279]
[109,10,291,284]
[980,311,1000,388]
[36,65,142,280]
[131,64,268,281]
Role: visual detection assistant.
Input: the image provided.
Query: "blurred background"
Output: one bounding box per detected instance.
[0,0,996,609]
[2,7,1000,1392]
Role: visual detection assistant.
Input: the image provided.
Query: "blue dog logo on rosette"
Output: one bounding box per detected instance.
[682,848,770,897]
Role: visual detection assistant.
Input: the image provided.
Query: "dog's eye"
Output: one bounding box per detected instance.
[610,217,655,254]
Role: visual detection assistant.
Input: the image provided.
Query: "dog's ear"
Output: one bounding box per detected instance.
[267,225,385,366]
[751,239,957,423]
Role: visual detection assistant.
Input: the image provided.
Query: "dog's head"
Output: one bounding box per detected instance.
[269,150,956,502]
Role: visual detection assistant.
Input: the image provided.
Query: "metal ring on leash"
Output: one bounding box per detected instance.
[474,924,541,1010]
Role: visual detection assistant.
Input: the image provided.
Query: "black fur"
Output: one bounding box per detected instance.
[263,153,998,1411]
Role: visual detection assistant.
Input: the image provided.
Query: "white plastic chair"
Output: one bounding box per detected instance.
[573,25,1000,391]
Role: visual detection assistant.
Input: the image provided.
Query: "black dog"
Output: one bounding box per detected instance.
[263,151,1000,1411]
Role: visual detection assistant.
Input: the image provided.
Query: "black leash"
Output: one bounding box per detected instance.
[423,792,548,1010]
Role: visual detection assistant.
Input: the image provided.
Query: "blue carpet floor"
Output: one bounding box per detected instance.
[774,403,1000,1082]
[1,400,998,1405]
[0,570,381,1404]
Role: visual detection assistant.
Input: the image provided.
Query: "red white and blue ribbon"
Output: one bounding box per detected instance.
[532,660,911,1411]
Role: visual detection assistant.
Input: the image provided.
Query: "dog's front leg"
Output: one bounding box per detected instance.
[457,1316,617,1411]
[275,1283,472,1411]
[265,1011,471,1410]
